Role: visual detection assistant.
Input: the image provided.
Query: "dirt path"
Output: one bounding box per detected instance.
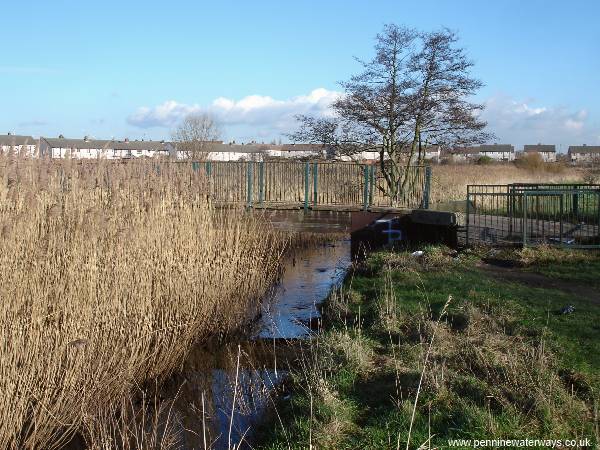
[477,261,600,304]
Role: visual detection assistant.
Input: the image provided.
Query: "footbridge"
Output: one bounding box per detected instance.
[191,160,432,212]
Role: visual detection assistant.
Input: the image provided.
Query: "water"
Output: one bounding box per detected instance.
[256,239,351,339]
[165,238,352,449]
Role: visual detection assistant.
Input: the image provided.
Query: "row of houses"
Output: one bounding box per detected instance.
[1,133,599,164]
[447,144,600,164]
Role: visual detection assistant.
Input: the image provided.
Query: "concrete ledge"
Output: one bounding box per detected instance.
[411,209,457,226]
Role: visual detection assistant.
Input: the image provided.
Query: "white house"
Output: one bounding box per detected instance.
[174,142,328,161]
[111,139,173,159]
[445,146,480,162]
[523,144,556,162]
[0,134,37,157]
[39,136,173,159]
[39,136,114,159]
[423,145,441,163]
[479,144,515,161]
[568,145,600,164]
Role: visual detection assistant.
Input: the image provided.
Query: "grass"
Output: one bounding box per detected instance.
[256,245,599,449]
[0,156,288,449]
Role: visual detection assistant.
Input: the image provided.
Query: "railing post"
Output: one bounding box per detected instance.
[304,162,309,212]
[258,161,265,207]
[573,185,579,221]
[369,165,375,206]
[246,162,253,208]
[313,162,318,209]
[466,185,470,247]
[523,192,528,247]
[423,166,431,209]
[363,165,369,211]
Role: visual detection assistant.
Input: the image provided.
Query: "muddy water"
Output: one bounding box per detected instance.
[162,239,352,449]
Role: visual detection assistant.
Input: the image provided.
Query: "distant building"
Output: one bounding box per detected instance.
[422,145,441,163]
[479,144,515,161]
[568,145,600,164]
[39,136,114,159]
[179,142,329,161]
[111,139,172,159]
[523,144,556,162]
[445,146,480,162]
[0,134,37,157]
[39,136,172,159]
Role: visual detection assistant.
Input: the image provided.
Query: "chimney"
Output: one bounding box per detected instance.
[124,138,129,143]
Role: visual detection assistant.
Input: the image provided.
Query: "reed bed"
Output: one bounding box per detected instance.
[431,163,583,204]
[0,156,286,449]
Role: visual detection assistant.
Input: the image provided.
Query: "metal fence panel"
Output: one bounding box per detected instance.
[466,184,600,248]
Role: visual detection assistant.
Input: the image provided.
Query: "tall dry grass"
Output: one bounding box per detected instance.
[0,156,285,449]
[431,163,583,204]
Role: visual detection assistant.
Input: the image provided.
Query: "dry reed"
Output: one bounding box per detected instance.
[0,156,285,449]
[431,163,583,204]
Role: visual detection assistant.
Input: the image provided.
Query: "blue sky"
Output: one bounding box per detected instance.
[2,0,599,149]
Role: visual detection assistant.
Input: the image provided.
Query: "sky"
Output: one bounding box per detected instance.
[1,0,599,151]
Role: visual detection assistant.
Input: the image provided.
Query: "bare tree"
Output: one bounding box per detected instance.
[290,24,491,203]
[171,113,222,160]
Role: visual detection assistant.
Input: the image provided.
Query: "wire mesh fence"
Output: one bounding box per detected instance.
[466,184,600,248]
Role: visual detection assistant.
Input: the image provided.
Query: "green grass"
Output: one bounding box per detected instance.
[255,246,599,449]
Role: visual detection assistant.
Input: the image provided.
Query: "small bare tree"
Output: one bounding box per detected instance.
[171,113,222,160]
[290,24,492,203]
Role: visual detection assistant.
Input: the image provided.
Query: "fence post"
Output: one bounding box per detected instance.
[573,185,579,220]
[423,166,431,209]
[313,162,318,209]
[363,165,369,211]
[304,162,310,212]
[466,185,470,247]
[246,162,253,208]
[369,165,375,206]
[258,161,265,206]
[523,193,528,247]
[192,161,199,172]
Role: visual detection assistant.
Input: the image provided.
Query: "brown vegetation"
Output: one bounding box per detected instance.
[430,162,582,204]
[0,156,285,449]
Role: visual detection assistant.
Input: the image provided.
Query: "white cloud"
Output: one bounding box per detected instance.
[128,90,599,146]
[127,100,202,128]
[481,94,599,147]
[127,88,342,136]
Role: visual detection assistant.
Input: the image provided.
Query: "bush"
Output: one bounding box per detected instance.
[476,155,493,165]
[515,152,544,172]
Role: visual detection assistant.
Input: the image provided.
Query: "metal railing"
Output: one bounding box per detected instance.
[466,184,600,248]
[194,161,430,210]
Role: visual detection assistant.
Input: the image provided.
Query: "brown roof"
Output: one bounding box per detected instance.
[479,144,514,153]
[42,137,113,150]
[450,146,479,155]
[0,135,36,146]
[568,145,600,154]
[524,144,556,153]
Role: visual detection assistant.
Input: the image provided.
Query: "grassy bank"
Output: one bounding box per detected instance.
[0,157,287,449]
[257,246,599,449]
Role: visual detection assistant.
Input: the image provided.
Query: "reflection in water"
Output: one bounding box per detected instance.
[158,239,352,449]
[256,239,352,339]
